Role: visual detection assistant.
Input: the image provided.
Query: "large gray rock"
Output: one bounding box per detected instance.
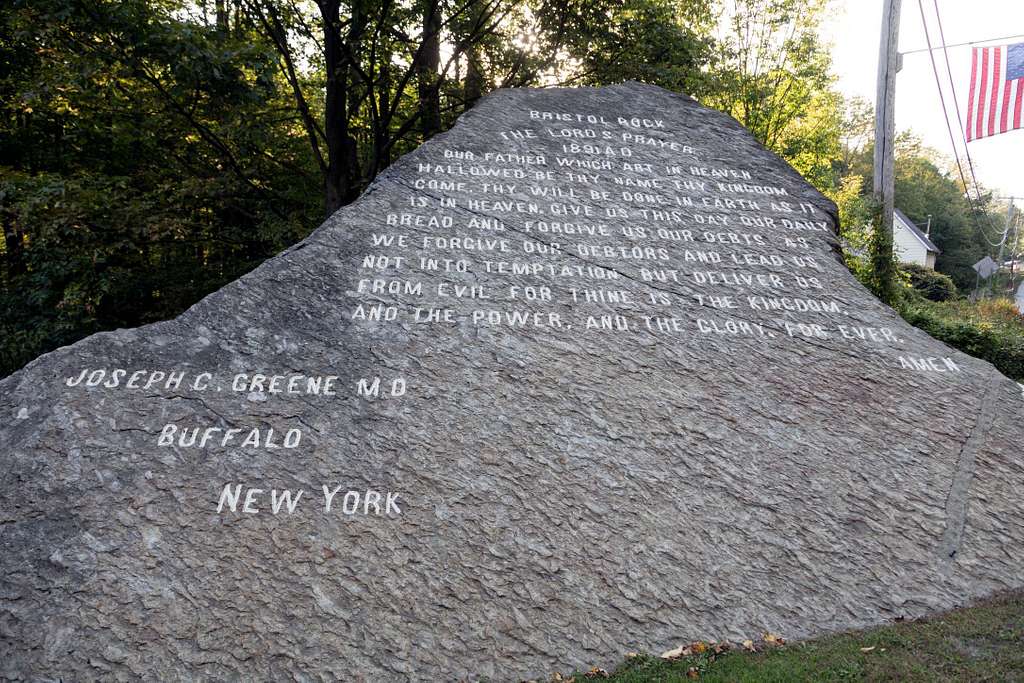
[1,82,1022,681]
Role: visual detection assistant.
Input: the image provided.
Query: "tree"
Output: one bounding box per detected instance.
[245,0,514,215]
[529,0,716,93]
[0,0,317,375]
[707,0,834,154]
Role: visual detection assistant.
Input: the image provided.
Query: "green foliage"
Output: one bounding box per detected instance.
[795,92,1020,379]
[778,90,843,190]
[867,202,900,305]
[831,178,898,305]
[0,0,318,376]
[842,133,1002,293]
[706,0,838,186]
[829,174,874,287]
[893,151,989,292]
[538,0,717,95]
[898,293,1024,382]
[900,263,957,302]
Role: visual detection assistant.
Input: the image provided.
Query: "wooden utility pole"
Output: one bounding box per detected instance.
[872,0,902,303]
[1009,201,1021,290]
[996,200,1016,295]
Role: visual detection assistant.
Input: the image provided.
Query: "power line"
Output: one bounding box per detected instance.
[913,0,1002,247]
[916,0,971,207]
[901,32,1024,55]
[925,1,1011,253]
[932,0,983,204]
[976,220,1007,248]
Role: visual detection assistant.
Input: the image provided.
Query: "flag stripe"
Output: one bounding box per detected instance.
[978,47,989,140]
[1011,78,1019,129]
[1011,77,1019,133]
[1005,76,1016,133]
[967,48,979,141]
[987,47,995,137]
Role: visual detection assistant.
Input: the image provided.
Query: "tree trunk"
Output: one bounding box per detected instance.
[319,0,360,216]
[2,208,26,279]
[464,50,483,108]
[373,58,393,175]
[417,0,442,139]
[215,0,229,32]
[463,1,485,108]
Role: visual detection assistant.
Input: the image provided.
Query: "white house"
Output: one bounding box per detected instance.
[893,209,940,269]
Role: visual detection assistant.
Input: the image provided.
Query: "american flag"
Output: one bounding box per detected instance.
[966,43,1024,141]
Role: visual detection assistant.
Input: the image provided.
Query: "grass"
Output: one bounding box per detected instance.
[560,590,1024,682]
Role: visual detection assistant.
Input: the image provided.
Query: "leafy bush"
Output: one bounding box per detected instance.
[900,263,957,301]
[898,292,1024,382]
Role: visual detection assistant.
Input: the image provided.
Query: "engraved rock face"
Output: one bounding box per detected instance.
[1,82,1022,681]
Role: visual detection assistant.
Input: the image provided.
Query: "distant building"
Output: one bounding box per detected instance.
[893,209,940,269]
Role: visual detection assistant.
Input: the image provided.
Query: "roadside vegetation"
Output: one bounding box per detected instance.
[899,292,1024,382]
[840,160,1023,382]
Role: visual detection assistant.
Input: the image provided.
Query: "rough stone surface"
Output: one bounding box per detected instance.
[1,82,1023,681]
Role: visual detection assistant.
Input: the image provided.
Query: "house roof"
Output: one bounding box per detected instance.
[894,209,941,254]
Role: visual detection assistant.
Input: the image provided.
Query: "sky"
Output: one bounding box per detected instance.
[822,0,1024,203]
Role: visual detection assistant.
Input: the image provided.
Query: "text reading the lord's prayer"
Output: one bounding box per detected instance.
[350,107,960,379]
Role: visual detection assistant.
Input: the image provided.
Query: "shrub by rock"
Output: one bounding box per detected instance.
[901,263,957,301]
[898,291,1024,382]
